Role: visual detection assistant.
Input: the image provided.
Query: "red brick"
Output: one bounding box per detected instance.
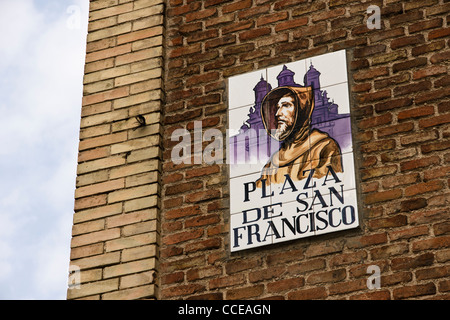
[360,139,396,153]
[225,258,262,274]
[223,0,252,14]
[329,278,367,296]
[186,29,219,44]
[165,181,203,196]
[169,43,202,58]
[400,156,440,172]
[397,105,435,121]
[185,189,221,203]
[389,10,424,27]
[350,290,391,300]
[185,238,221,253]
[412,40,445,56]
[409,18,443,33]
[312,7,345,22]
[412,236,450,252]
[356,89,391,104]
[238,4,270,19]
[209,274,246,289]
[375,97,413,113]
[419,114,450,128]
[361,165,397,181]
[400,198,428,212]
[162,284,205,298]
[413,65,447,80]
[165,205,202,220]
[422,140,450,154]
[393,80,432,97]
[163,229,203,245]
[368,215,408,230]
[431,50,450,64]
[393,283,436,299]
[346,233,388,249]
[354,44,386,58]
[288,287,327,300]
[415,87,450,105]
[249,266,285,283]
[392,57,427,72]
[416,265,450,281]
[391,253,434,271]
[239,27,271,41]
[313,29,347,46]
[226,284,264,300]
[389,225,429,241]
[428,27,450,40]
[167,2,201,17]
[267,277,305,293]
[353,67,389,81]
[185,8,216,22]
[275,17,308,32]
[257,12,288,26]
[377,122,414,137]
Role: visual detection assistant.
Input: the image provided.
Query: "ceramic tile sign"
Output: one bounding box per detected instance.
[228,50,359,252]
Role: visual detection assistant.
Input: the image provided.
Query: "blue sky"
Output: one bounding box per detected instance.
[0,0,89,299]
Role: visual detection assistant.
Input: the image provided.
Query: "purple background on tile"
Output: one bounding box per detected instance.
[229,64,352,165]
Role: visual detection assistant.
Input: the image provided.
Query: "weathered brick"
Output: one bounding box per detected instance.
[226,284,264,300]
[393,283,436,299]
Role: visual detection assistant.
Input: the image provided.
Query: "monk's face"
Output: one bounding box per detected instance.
[274,94,296,140]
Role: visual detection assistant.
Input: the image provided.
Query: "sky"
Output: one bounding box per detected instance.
[0,0,89,299]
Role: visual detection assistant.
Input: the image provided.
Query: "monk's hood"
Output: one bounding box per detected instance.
[260,86,314,142]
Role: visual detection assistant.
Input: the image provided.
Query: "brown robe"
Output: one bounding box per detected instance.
[256,86,342,187]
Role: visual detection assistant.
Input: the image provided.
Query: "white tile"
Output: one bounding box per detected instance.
[228,104,280,176]
[317,81,351,115]
[229,172,272,214]
[309,151,357,197]
[230,211,273,251]
[314,188,359,236]
[306,49,348,88]
[228,68,268,110]
[270,197,317,245]
[267,59,307,88]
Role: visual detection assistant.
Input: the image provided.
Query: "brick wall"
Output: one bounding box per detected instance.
[67,0,164,300]
[160,0,450,300]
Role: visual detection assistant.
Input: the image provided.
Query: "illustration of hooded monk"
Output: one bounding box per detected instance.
[256,86,342,187]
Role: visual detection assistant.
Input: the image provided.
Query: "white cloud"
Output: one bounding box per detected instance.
[0,0,88,299]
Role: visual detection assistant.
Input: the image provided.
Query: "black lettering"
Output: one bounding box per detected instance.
[328,207,342,228]
[261,179,274,198]
[329,184,344,206]
[303,169,316,189]
[244,181,256,202]
[242,208,261,224]
[311,190,328,209]
[233,226,246,248]
[264,221,281,241]
[315,210,328,231]
[247,224,261,245]
[309,212,316,232]
[322,165,342,185]
[280,174,298,194]
[296,192,309,212]
[296,214,309,234]
[263,202,282,220]
[281,217,296,237]
[342,205,356,225]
